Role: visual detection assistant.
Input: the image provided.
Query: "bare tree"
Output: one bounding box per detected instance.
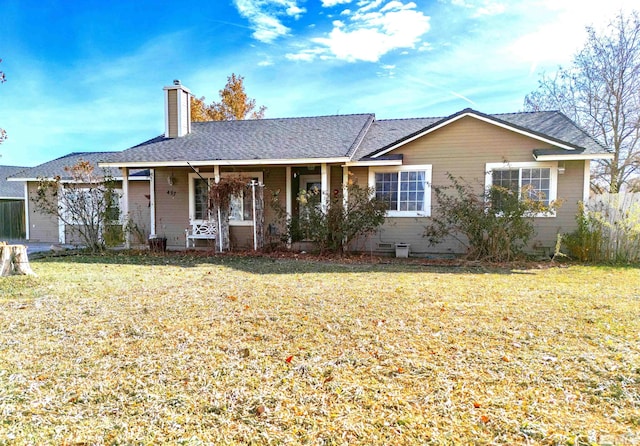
[32,160,120,253]
[524,11,640,193]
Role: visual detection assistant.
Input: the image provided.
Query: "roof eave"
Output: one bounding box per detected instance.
[345,159,403,167]
[533,153,614,161]
[99,157,351,168]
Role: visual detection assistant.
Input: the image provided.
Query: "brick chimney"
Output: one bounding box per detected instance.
[163,80,192,138]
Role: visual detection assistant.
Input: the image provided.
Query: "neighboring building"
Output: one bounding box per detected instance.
[8,153,150,245]
[96,81,612,256]
[0,165,28,240]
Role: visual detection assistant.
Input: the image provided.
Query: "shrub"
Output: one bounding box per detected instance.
[271,181,388,254]
[564,194,640,263]
[424,174,556,262]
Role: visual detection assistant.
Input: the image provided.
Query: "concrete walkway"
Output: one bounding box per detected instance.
[5,240,79,256]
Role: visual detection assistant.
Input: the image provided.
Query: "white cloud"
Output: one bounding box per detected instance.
[448,0,505,17]
[507,0,639,72]
[321,0,352,6]
[285,48,327,61]
[233,0,307,43]
[290,0,430,62]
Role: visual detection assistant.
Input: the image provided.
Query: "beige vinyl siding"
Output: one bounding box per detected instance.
[27,182,59,243]
[128,181,151,243]
[359,116,586,255]
[532,159,585,248]
[166,89,178,138]
[154,167,190,248]
[330,165,344,193]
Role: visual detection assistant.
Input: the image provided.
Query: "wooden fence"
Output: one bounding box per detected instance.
[585,192,640,262]
[0,200,25,240]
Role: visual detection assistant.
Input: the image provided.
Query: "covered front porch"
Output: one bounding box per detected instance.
[119,162,364,251]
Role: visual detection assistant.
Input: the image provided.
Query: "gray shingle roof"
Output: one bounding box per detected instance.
[491,110,607,154]
[99,108,610,167]
[356,109,609,160]
[353,117,440,161]
[1,166,29,199]
[106,114,375,164]
[8,152,120,180]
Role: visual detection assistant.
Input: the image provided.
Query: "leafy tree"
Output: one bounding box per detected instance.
[1,58,6,145]
[190,73,266,121]
[524,11,640,193]
[32,160,120,253]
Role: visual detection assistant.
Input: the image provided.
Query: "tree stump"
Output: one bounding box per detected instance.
[0,243,36,276]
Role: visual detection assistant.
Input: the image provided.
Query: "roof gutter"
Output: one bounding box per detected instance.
[533,153,614,161]
[99,157,351,168]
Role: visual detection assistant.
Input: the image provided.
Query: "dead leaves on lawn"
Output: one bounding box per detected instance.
[0,256,639,444]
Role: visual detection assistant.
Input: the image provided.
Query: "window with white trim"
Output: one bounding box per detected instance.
[369,165,432,217]
[189,172,263,225]
[486,162,557,211]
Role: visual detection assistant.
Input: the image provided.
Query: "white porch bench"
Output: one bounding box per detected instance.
[185,220,218,248]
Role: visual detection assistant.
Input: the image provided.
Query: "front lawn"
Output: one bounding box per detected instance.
[1,254,638,445]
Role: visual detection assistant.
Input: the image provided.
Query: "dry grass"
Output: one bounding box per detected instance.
[0,253,639,445]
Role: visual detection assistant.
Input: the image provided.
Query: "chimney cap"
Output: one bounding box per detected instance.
[173,79,181,86]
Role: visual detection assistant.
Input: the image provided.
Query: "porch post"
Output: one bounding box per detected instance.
[321,163,328,211]
[23,183,30,240]
[213,165,223,252]
[342,166,349,209]
[121,167,130,249]
[57,183,65,244]
[149,169,156,236]
[285,166,292,217]
[286,166,292,247]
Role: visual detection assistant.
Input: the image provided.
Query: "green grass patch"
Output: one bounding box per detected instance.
[1,254,639,444]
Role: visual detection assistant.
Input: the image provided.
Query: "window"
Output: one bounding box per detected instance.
[62,187,123,225]
[229,176,260,222]
[369,165,432,217]
[189,172,263,226]
[486,162,557,214]
[194,178,210,220]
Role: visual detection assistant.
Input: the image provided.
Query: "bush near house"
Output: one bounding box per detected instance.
[424,174,557,262]
[564,193,640,263]
[272,181,387,254]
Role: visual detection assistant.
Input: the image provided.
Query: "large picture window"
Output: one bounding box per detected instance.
[368,165,432,217]
[486,162,558,213]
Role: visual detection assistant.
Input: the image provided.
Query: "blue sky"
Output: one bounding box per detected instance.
[0,0,636,167]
